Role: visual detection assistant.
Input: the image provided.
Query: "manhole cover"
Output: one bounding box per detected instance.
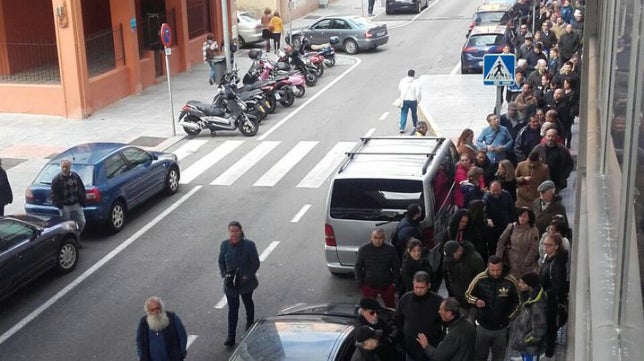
[130,136,167,147]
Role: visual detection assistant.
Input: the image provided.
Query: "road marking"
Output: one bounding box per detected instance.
[214,241,281,309]
[211,141,280,185]
[187,335,198,349]
[450,61,461,76]
[291,204,311,222]
[379,112,389,121]
[363,128,376,138]
[179,141,244,184]
[297,142,355,188]
[257,58,362,141]
[253,141,318,187]
[173,139,208,161]
[0,186,202,346]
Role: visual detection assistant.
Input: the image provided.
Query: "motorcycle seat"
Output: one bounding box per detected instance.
[188,101,226,116]
[311,43,330,50]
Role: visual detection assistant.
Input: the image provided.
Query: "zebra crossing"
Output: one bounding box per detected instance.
[174,139,357,189]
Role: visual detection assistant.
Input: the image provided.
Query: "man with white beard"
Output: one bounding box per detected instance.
[136,296,188,361]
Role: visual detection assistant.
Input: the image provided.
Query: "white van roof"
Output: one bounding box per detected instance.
[336,136,447,179]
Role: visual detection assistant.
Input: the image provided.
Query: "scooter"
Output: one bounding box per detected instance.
[310,42,336,68]
[178,83,259,137]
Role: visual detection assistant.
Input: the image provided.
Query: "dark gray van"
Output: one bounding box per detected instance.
[324,136,459,275]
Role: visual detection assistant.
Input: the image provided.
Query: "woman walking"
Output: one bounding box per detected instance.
[261,8,272,52]
[218,221,260,347]
[269,11,284,53]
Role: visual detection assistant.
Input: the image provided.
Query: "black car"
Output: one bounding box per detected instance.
[228,303,394,361]
[0,214,80,301]
[386,0,429,15]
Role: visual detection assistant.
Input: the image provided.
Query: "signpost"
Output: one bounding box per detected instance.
[159,23,176,136]
[482,54,516,116]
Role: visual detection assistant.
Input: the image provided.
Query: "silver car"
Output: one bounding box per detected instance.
[287,15,388,55]
[236,12,263,48]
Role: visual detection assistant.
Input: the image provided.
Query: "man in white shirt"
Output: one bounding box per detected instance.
[398,69,422,133]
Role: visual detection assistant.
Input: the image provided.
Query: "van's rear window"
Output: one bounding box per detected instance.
[330,179,423,221]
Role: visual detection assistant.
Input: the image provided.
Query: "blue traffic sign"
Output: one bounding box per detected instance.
[483,54,516,86]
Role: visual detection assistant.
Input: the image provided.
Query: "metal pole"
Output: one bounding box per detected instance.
[164,48,176,136]
[495,86,503,116]
[221,0,231,73]
[288,0,293,45]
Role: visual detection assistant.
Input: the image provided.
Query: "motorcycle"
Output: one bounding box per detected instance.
[249,50,307,98]
[310,42,336,68]
[178,82,259,137]
[214,70,268,122]
[243,54,296,107]
[277,47,319,87]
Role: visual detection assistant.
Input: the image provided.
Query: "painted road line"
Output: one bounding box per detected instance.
[187,335,198,349]
[364,128,376,138]
[214,241,281,309]
[297,142,355,188]
[450,61,461,76]
[379,112,389,121]
[258,58,362,141]
[211,141,280,186]
[179,140,244,184]
[290,204,312,223]
[0,186,203,346]
[173,139,208,161]
[253,141,318,187]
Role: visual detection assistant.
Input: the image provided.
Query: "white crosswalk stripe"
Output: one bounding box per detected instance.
[253,141,318,187]
[297,142,355,188]
[210,141,280,186]
[179,140,244,184]
[173,139,208,161]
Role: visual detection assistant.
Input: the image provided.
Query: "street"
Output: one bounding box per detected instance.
[0,1,488,360]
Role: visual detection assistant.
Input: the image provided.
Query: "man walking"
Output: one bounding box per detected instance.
[0,157,12,216]
[398,69,422,133]
[465,256,521,361]
[202,33,219,85]
[417,297,476,361]
[355,228,400,308]
[51,159,87,233]
[136,296,188,361]
[394,271,444,361]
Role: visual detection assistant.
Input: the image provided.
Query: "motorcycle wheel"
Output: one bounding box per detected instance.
[293,85,306,98]
[304,71,318,87]
[324,56,336,68]
[182,115,202,136]
[279,88,295,107]
[238,114,259,136]
[247,104,267,123]
[315,63,324,77]
[266,94,277,114]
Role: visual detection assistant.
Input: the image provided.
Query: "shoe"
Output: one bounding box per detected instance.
[246,321,254,331]
[399,129,404,133]
[209,78,214,85]
[224,337,235,347]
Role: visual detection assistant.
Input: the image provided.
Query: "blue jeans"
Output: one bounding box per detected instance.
[60,203,86,233]
[520,353,540,361]
[400,100,418,131]
[208,60,217,82]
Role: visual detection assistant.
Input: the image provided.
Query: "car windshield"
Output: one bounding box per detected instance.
[469,34,504,47]
[330,179,423,221]
[238,14,257,23]
[475,11,507,24]
[230,320,350,361]
[33,163,94,186]
[351,17,376,29]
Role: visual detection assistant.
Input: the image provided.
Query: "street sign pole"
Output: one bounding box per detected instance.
[482,54,516,116]
[160,23,176,136]
[496,86,503,116]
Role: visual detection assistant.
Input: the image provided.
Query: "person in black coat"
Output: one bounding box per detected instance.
[356,297,395,361]
[482,181,517,256]
[418,297,476,361]
[136,296,188,361]
[218,221,260,346]
[355,228,400,308]
[0,158,12,216]
[539,234,569,358]
[400,238,434,294]
[393,203,424,258]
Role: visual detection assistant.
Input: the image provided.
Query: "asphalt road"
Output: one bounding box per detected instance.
[0,0,481,360]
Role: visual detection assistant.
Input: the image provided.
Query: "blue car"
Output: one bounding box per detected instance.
[461,25,514,74]
[25,143,180,232]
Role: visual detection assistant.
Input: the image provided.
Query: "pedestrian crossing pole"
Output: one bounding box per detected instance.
[495,86,503,116]
[160,23,176,136]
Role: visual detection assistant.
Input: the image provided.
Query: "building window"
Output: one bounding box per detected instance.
[187,0,210,39]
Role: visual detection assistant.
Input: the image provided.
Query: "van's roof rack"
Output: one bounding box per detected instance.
[338,136,445,174]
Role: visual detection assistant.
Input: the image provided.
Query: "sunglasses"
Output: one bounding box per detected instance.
[367,310,378,316]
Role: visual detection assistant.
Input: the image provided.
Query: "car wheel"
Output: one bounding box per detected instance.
[344,39,358,55]
[238,36,246,49]
[415,1,421,13]
[56,238,79,274]
[165,166,180,195]
[107,200,126,233]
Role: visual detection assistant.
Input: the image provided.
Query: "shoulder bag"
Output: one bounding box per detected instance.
[393,82,412,108]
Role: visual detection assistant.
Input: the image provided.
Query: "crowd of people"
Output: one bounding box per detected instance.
[354,1,583,361]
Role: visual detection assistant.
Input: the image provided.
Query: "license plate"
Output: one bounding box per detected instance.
[275,93,281,100]
[377,31,385,36]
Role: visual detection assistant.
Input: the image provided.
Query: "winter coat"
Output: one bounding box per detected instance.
[515,160,550,207]
[532,142,573,192]
[482,189,517,240]
[394,291,444,361]
[422,315,476,361]
[218,238,260,296]
[530,195,569,235]
[475,157,498,187]
[350,345,382,361]
[394,216,424,255]
[136,311,187,361]
[476,125,514,164]
[50,171,87,209]
[514,125,543,163]
[455,164,485,208]
[459,181,484,208]
[495,222,540,278]
[400,254,434,294]
[355,242,400,290]
[495,176,517,203]
[539,251,568,304]
[465,268,521,330]
[443,241,486,308]
[510,287,548,355]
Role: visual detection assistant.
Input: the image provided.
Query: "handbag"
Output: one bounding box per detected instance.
[392,98,403,108]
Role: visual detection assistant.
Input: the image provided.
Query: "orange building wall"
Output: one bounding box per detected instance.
[0,85,65,115]
[87,67,131,115]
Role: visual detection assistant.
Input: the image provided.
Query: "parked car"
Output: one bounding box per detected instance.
[467,3,514,37]
[0,214,80,301]
[228,303,394,361]
[461,25,514,74]
[385,0,429,15]
[25,142,180,233]
[236,12,263,48]
[287,16,388,55]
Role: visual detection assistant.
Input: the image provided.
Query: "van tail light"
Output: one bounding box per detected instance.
[86,188,101,203]
[25,187,34,203]
[325,223,337,246]
[494,44,505,52]
[423,227,435,249]
[463,46,478,53]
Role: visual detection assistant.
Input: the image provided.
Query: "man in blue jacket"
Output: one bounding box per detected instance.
[136,296,187,361]
[476,114,514,166]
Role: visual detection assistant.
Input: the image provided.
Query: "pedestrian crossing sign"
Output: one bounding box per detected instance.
[483,54,515,86]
